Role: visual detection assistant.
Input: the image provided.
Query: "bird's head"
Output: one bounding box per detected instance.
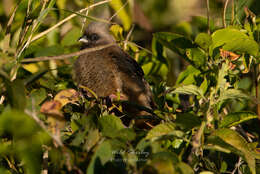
[78,22,115,48]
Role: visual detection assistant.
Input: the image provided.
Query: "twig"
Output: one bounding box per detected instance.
[223,0,230,28]
[25,109,64,147]
[231,157,242,174]
[108,0,129,22]
[206,0,210,34]
[30,0,111,43]
[123,40,153,55]
[21,43,115,63]
[124,24,135,50]
[254,64,260,120]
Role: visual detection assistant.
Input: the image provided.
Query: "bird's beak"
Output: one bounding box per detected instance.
[78,35,89,44]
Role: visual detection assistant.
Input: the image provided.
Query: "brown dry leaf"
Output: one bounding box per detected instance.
[228,62,236,70]
[220,49,240,61]
[40,100,63,119]
[54,89,79,107]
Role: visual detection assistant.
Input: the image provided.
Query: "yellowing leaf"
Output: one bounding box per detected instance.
[110,0,131,31]
[40,100,63,119]
[54,89,79,107]
[22,62,44,73]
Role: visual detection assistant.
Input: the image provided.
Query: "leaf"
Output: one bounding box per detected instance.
[223,38,259,57]
[176,162,194,174]
[0,110,50,174]
[214,128,259,174]
[110,0,132,31]
[218,89,251,103]
[86,140,113,174]
[210,28,259,56]
[5,79,26,111]
[84,129,100,151]
[199,172,214,174]
[175,113,201,131]
[176,65,201,85]
[145,123,175,140]
[195,33,212,50]
[219,111,258,128]
[110,24,124,41]
[186,48,207,67]
[61,28,81,46]
[172,84,205,99]
[40,100,63,119]
[154,32,198,67]
[54,89,79,107]
[200,77,208,94]
[216,63,229,91]
[35,45,64,57]
[98,115,125,138]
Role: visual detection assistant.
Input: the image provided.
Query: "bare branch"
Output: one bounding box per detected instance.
[223,0,230,28]
[21,43,115,63]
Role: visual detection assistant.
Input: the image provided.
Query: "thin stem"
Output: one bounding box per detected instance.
[30,0,111,43]
[25,109,64,147]
[124,24,135,50]
[254,64,260,120]
[21,43,115,63]
[223,0,230,28]
[206,0,210,34]
[109,0,129,22]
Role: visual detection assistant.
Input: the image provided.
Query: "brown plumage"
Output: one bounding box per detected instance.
[74,22,157,127]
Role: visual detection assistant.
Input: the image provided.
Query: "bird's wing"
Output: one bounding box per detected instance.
[110,47,144,78]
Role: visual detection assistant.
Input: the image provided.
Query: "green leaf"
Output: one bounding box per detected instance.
[5,79,26,111]
[98,115,124,138]
[186,48,207,68]
[172,84,205,99]
[210,28,259,56]
[35,45,64,57]
[154,32,198,67]
[214,128,259,174]
[145,123,175,140]
[216,62,229,91]
[195,33,212,50]
[176,162,194,174]
[0,110,50,174]
[175,113,201,131]
[218,89,251,103]
[61,28,81,46]
[223,37,259,57]
[110,0,131,30]
[176,65,201,85]
[200,77,208,94]
[86,140,113,174]
[220,111,258,128]
[84,129,100,151]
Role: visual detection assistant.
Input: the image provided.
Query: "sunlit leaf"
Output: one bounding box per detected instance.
[214,128,259,174]
[146,123,175,140]
[172,84,205,99]
[195,33,212,50]
[54,89,79,107]
[220,111,258,128]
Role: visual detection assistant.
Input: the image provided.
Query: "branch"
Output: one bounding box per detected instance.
[25,109,64,147]
[30,0,111,43]
[223,0,230,28]
[21,43,115,63]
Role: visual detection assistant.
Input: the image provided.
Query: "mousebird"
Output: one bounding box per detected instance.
[74,22,157,128]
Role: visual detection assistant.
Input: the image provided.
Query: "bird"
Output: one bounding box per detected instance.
[74,22,157,128]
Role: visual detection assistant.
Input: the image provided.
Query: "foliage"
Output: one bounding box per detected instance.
[0,0,260,174]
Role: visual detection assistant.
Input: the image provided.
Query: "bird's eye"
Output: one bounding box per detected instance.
[89,33,99,41]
